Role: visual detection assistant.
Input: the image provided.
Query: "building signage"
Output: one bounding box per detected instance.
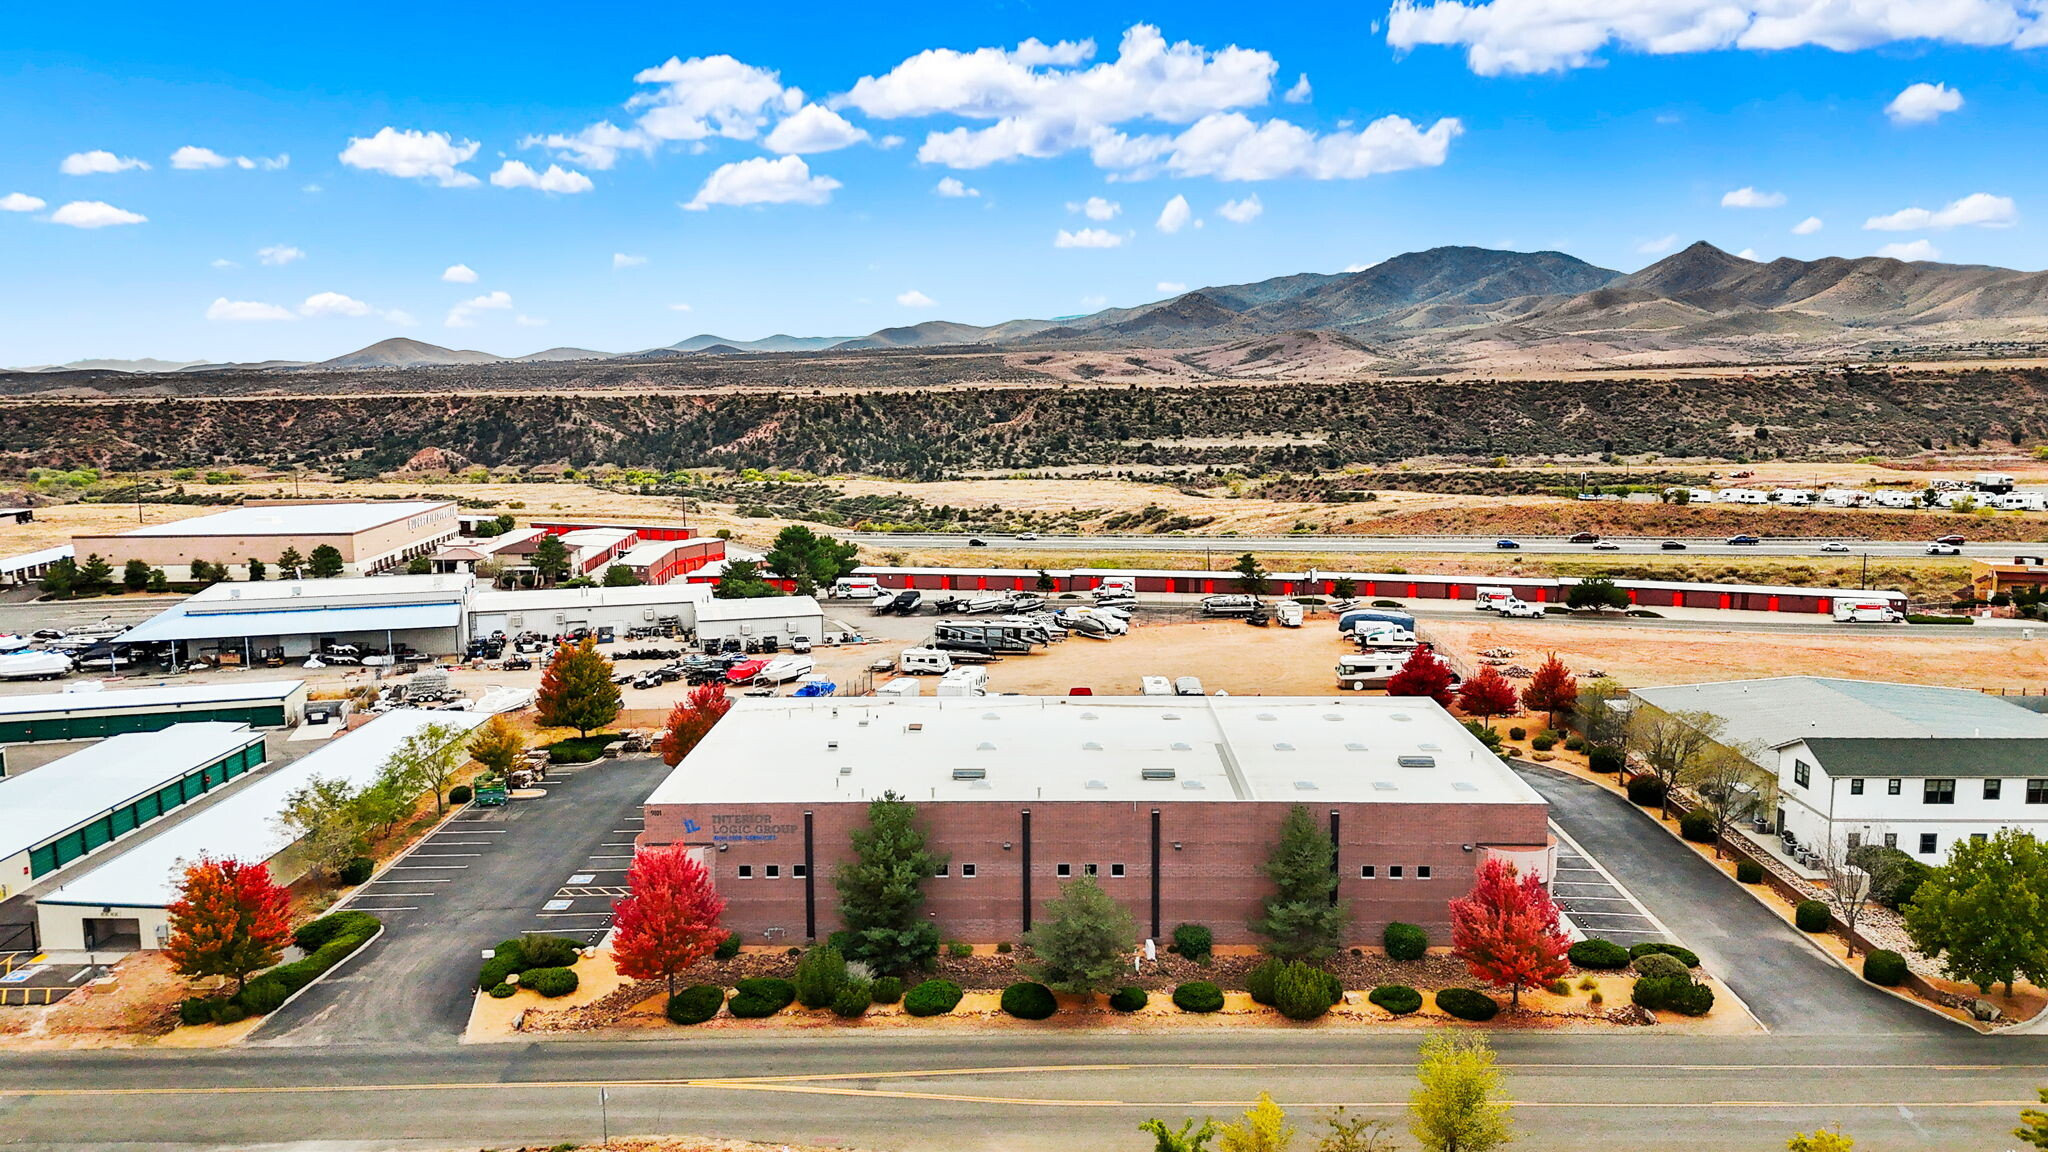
[708,812,798,842]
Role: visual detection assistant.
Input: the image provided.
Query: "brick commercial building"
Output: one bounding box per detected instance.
[72,500,459,580]
[641,696,1551,947]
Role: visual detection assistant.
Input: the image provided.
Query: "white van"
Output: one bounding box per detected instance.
[1474,587,1516,611]
[832,576,881,600]
[936,667,990,697]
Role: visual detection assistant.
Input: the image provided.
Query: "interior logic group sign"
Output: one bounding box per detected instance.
[705,813,800,842]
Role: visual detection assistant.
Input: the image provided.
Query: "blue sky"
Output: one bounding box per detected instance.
[3,0,2045,364]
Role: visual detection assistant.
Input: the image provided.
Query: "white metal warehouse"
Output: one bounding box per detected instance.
[0,723,267,904]
[0,680,306,744]
[35,709,488,952]
[467,582,712,639]
[694,594,826,645]
[114,574,473,662]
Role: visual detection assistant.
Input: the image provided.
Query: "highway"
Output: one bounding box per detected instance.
[848,532,2028,560]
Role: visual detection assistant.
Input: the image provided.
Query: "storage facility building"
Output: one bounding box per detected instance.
[693,595,827,646]
[1,723,267,902]
[113,574,473,663]
[641,695,1551,945]
[70,500,459,581]
[0,681,306,744]
[468,582,714,639]
[35,709,487,951]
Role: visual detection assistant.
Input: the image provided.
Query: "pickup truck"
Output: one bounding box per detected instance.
[1497,600,1545,619]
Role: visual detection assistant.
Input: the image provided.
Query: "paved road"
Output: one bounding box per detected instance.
[250,755,670,1045]
[851,532,2020,560]
[1512,764,1935,1035]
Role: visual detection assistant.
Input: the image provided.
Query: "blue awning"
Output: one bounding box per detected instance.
[118,603,461,643]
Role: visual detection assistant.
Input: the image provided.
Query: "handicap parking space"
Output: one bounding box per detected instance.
[519,794,642,945]
[1549,824,1679,947]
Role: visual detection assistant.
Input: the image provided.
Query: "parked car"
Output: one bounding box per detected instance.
[1592,540,1621,551]
[1926,542,1962,555]
[1567,532,1600,543]
[1660,540,1688,551]
[1820,541,1851,553]
[1935,534,1967,545]
[1726,534,1761,546]
[1494,539,1521,550]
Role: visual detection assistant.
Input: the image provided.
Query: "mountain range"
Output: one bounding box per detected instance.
[21,242,2048,375]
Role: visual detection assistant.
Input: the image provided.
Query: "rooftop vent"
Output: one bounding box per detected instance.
[952,767,987,780]
[1323,713,1344,721]
[1080,712,1098,720]
[1181,779,1206,790]
[1170,741,1192,752]
[982,712,1000,721]
[976,741,996,752]
[1397,754,1436,768]
[1390,713,1414,723]
[838,766,853,776]
[906,723,924,732]
[1344,742,1367,752]
[1085,779,1108,790]
[826,740,839,750]
[1373,781,1398,791]
[1257,712,1277,721]
[1418,742,1443,752]
[1082,741,1103,751]
[1294,780,1318,791]
[1162,713,1181,721]
[969,781,992,791]
[1273,742,1295,751]
[1141,767,1177,781]
[1452,781,1479,792]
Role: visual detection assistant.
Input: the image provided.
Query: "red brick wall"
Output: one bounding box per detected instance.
[641,797,1548,946]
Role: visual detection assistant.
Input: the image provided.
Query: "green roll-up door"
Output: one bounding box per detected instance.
[28,843,59,877]
[110,806,138,835]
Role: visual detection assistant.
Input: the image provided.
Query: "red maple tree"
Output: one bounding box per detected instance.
[1519,653,1579,729]
[1385,645,1458,707]
[1449,857,1572,1007]
[163,856,294,992]
[1456,665,1521,723]
[612,845,728,995]
[656,682,735,767]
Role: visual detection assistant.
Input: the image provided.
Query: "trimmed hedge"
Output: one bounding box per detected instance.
[716,931,743,960]
[523,966,579,998]
[1587,746,1624,774]
[1508,726,1526,741]
[1172,981,1225,1013]
[1530,734,1557,752]
[831,982,873,1019]
[1795,900,1832,933]
[666,984,726,1025]
[1110,986,1150,1012]
[1735,861,1765,884]
[1383,922,1428,962]
[1274,962,1342,1021]
[1368,984,1423,1015]
[903,979,965,1017]
[1567,939,1631,970]
[1679,812,1716,843]
[728,977,797,1018]
[1632,976,1715,1016]
[338,856,375,885]
[1631,953,1688,981]
[488,983,515,998]
[1627,942,1700,968]
[1626,776,1668,807]
[1172,923,1213,964]
[1435,988,1499,1021]
[1864,949,1908,987]
[794,945,848,1009]
[1246,958,1285,1006]
[1001,981,1058,1020]
[521,935,582,969]
[449,784,473,805]
[214,911,384,1020]
[296,910,380,952]
[871,976,904,1005]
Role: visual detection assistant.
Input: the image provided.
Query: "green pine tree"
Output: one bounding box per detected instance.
[78,552,113,589]
[1252,803,1348,961]
[531,534,572,585]
[121,558,151,592]
[1023,875,1137,994]
[308,544,344,578]
[833,792,945,974]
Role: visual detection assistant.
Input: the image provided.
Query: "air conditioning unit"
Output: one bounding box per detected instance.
[952,767,986,780]
[1141,767,1176,781]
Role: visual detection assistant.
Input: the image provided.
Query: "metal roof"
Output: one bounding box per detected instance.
[118,603,460,643]
[39,710,488,910]
[1794,737,2048,779]
[1633,677,2048,753]
[0,723,264,862]
[696,595,824,623]
[0,680,304,718]
[0,545,74,575]
[93,501,453,538]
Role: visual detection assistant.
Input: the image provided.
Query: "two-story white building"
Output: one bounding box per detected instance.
[1632,677,2048,862]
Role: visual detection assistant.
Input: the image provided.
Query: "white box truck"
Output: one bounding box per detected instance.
[1474,586,1516,611]
[1095,575,1138,600]
[831,576,881,600]
[1831,598,1904,624]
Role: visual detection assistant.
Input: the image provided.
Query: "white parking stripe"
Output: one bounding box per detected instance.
[390,865,469,870]
[407,853,481,858]
[348,906,419,912]
[366,877,451,883]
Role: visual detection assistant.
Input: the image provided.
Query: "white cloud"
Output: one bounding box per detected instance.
[489,160,594,194]
[1088,112,1462,181]
[628,55,799,143]
[1069,196,1121,220]
[1156,194,1195,233]
[684,155,840,210]
[171,146,289,171]
[298,291,373,318]
[206,297,293,322]
[384,309,418,328]
[257,244,305,266]
[1886,81,1965,124]
[339,127,480,188]
[210,258,239,269]
[1055,227,1125,248]
[1343,263,1372,272]
[523,121,649,171]
[668,302,693,312]
[1079,293,1110,308]
[1864,192,2017,231]
[1283,74,1313,103]
[1387,0,2048,75]
[1721,186,1786,208]
[1218,193,1263,223]
[516,314,547,327]
[442,263,479,283]
[934,177,981,198]
[897,289,938,307]
[49,200,147,228]
[446,290,514,327]
[1791,215,1824,235]
[60,150,149,175]
[763,104,870,153]
[0,193,44,212]
[1157,281,1188,293]
[1877,239,1942,261]
[1736,248,1759,260]
[1636,233,1680,255]
[612,253,648,269]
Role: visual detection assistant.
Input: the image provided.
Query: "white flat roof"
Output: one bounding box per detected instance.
[0,680,304,719]
[39,709,489,911]
[696,594,823,623]
[0,544,73,574]
[646,695,1543,807]
[94,501,454,538]
[0,723,264,862]
[617,541,699,567]
[180,573,472,609]
[119,603,462,644]
[469,583,712,614]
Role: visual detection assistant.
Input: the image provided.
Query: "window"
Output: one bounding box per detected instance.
[1972,832,1989,842]
[1417,865,1433,880]
[765,865,780,879]
[933,864,949,878]
[1110,863,1126,878]
[960,863,977,878]
[1985,779,2002,801]
[1793,760,1811,788]
[736,865,753,879]
[1888,778,1902,796]
[1884,833,1898,849]
[1919,833,1938,855]
[1846,832,1862,850]
[792,864,807,878]
[1389,865,1405,879]
[1924,779,1956,805]
[2029,780,2048,804]
[1056,863,1072,878]
[1849,778,1864,796]
[1083,863,1098,877]
[1359,865,1375,879]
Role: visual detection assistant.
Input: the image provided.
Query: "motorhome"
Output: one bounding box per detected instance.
[1095,576,1138,600]
[1992,491,2048,511]
[1868,490,1919,509]
[1716,488,1770,504]
[1200,594,1259,617]
[1473,587,1516,611]
[1336,651,1405,690]
[936,667,990,697]
[1140,676,1173,696]
[1975,473,2017,493]
[1354,623,1418,650]
[1273,599,1304,627]
[1771,488,1816,506]
[935,620,1045,654]
[831,577,881,600]
[1819,488,1867,508]
[1831,599,1904,624]
[1336,609,1416,633]
[898,647,954,675]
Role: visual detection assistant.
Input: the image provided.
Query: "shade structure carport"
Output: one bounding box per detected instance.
[116,602,464,665]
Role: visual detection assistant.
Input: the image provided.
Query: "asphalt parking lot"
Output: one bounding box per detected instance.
[251,753,670,1046]
[1548,825,1677,947]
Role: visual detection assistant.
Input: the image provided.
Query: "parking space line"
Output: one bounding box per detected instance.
[390,865,470,870]
[537,912,615,919]
[1547,820,1679,944]
[406,854,482,858]
[348,906,420,912]
[366,877,451,883]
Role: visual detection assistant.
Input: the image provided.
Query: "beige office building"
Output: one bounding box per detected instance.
[72,501,459,580]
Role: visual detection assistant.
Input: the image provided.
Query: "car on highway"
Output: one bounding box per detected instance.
[1567,532,1600,543]
[1017,532,1039,540]
[1926,542,1962,555]
[1592,540,1621,550]
[1935,534,1967,545]
[1726,534,1761,546]
[1494,539,1521,550]
[1661,540,1688,550]
[968,538,988,547]
[1820,541,1852,553]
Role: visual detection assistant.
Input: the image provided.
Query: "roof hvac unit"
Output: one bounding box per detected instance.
[1141,767,1177,781]
[1397,755,1437,768]
[952,767,987,780]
